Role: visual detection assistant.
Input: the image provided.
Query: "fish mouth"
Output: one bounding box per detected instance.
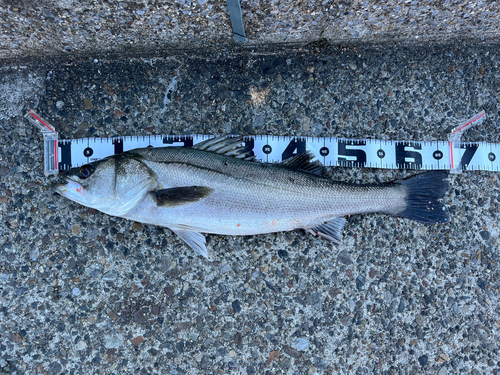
[50,178,83,197]
[50,176,69,193]
[51,182,67,194]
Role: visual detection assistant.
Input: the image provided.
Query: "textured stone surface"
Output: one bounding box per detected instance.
[0,43,500,373]
[1,1,500,64]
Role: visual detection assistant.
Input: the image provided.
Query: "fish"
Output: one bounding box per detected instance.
[52,136,449,259]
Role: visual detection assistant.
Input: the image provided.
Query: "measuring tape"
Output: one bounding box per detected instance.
[26,110,496,176]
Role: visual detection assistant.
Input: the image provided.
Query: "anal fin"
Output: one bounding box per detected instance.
[307,217,346,244]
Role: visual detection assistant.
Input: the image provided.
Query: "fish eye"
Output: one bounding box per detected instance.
[78,165,94,179]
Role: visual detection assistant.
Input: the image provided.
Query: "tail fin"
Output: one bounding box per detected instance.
[396,171,449,224]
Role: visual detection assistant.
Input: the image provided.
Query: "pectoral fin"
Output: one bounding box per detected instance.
[151,186,213,207]
[169,226,210,259]
[307,217,346,244]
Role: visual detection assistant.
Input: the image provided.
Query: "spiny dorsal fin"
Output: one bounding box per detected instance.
[193,136,256,161]
[150,186,213,207]
[280,152,331,177]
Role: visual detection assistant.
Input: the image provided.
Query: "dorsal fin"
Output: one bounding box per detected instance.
[280,152,331,177]
[193,136,256,161]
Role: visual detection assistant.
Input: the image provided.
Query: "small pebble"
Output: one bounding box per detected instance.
[232,300,241,313]
[72,288,81,296]
[84,98,93,110]
[479,230,490,240]
[92,269,101,279]
[30,249,39,261]
[477,278,487,289]
[283,345,300,358]
[440,353,450,362]
[268,350,280,361]
[103,271,118,281]
[151,305,160,315]
[418,355,429,366]
[105,335,124,349]
[397,297,406,313]
[131,336,144,346]
[134,310,145,324]
[369,267,376,278]
[49,362,62,374]
[220,264,231,273]
[295,338,309,351]
[338,250,353,265]
[355,275,365,290]
[277,249,288,258]
[0,167,10,177]
[415,314,424,326]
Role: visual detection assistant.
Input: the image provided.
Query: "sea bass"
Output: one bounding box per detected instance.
[52,137,449,258]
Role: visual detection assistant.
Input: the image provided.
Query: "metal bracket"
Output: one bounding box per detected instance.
[226,0,247,43]
[449,111,486,174]
[25,110,59,175]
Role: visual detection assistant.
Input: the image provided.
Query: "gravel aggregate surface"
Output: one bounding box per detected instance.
[1,43,500,374]
[1,1,500,64]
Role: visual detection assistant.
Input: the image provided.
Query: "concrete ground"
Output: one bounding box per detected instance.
[1,42,500,374]
[1,0,500,64]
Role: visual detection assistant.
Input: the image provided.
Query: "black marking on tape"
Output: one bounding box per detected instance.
[320,147,329,157]
[58,142,72,170]
[433,150,443,160]
[83,147,93,157]
[263,144,272,154]
[338,140,367,168]
[460,143,479,170]
[395,141,422,169]
[243,138,255,157]
[488,152,496,162]
[113,138,124,154]
[377,149,385,159]
[282,138,306,160]
[163,136,193,148]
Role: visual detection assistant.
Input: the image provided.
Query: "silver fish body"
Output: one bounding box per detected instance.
[53,137,448,258]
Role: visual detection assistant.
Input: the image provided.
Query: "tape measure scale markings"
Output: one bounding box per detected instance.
[26,110,495,176]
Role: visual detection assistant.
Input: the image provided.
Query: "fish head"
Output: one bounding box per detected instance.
[52,154,156,216]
